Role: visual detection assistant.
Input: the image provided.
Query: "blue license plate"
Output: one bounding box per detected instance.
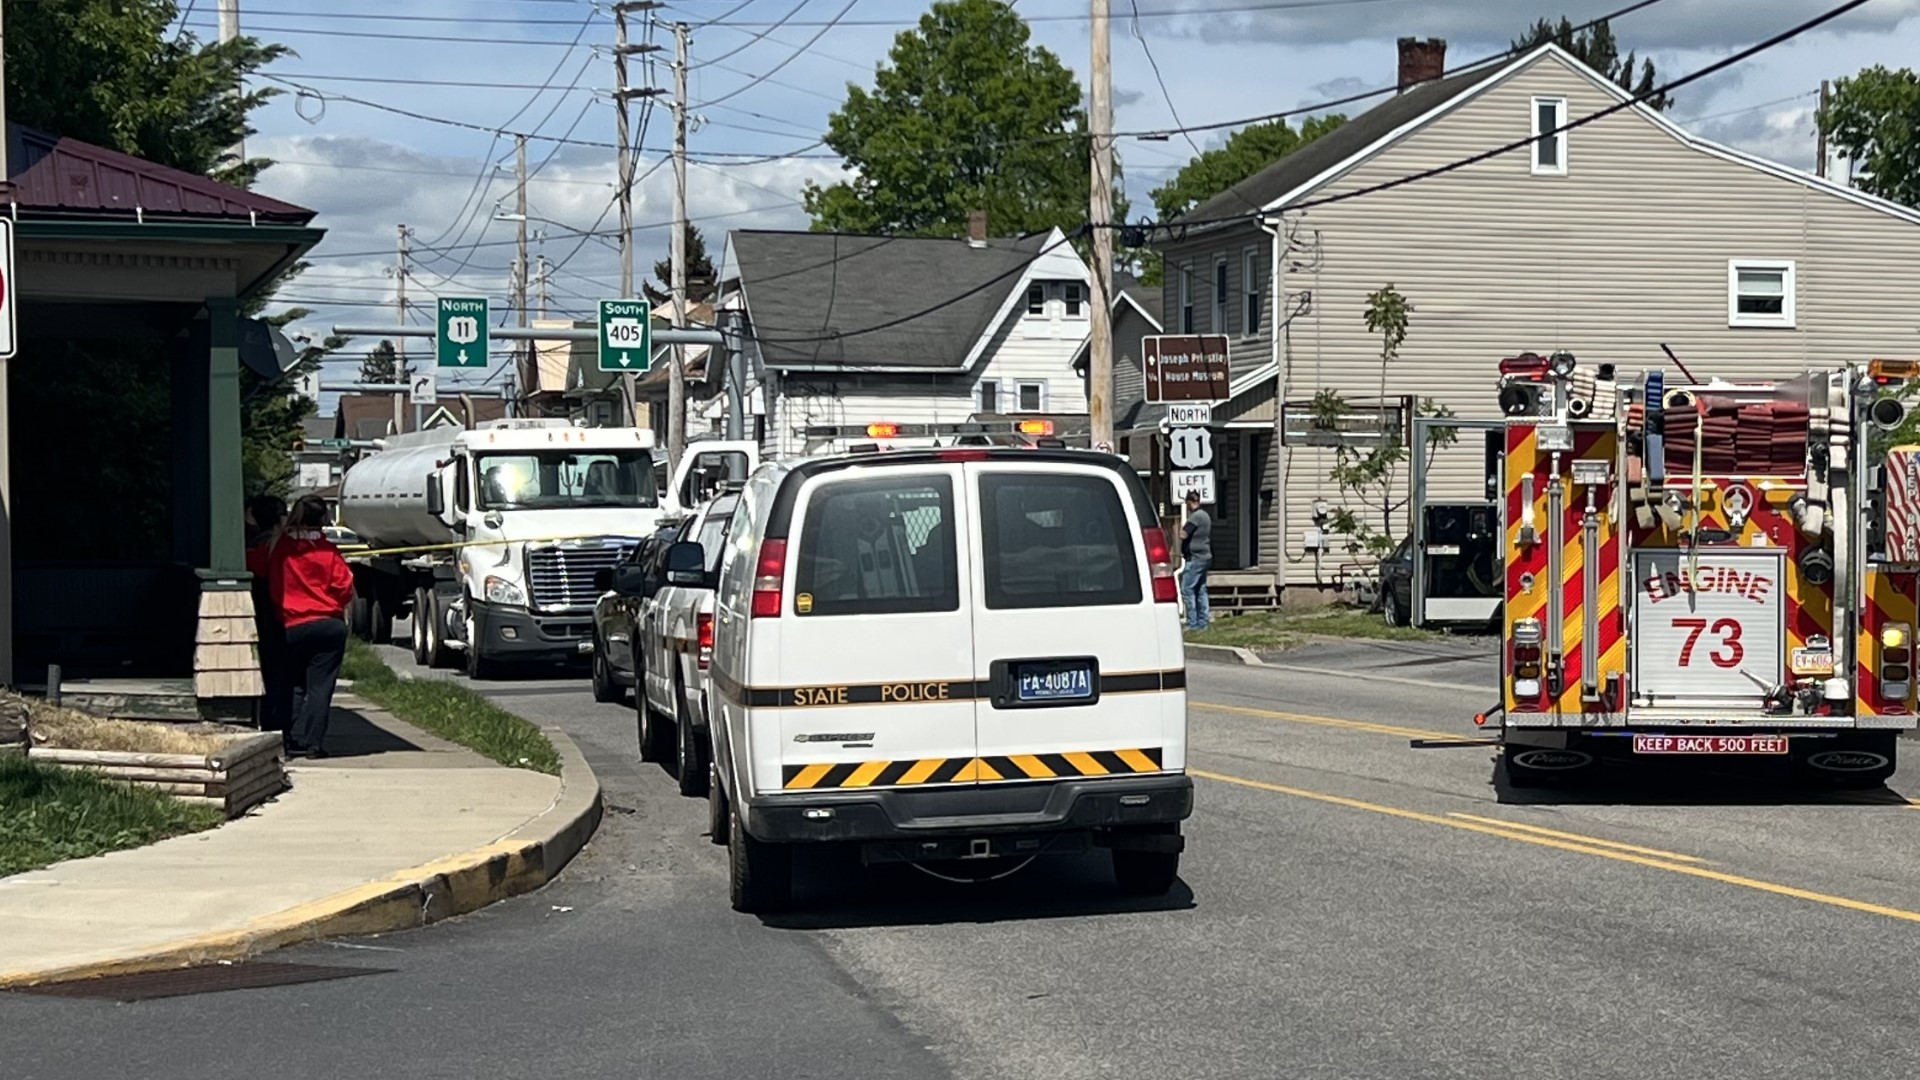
[1015,662,1095,702]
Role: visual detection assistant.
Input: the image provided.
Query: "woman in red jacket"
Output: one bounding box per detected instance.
[270,496,357,758]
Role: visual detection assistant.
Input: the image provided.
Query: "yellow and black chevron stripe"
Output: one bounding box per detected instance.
[782,748,1165,789]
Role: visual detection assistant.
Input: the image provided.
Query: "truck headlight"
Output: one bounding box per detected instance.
[484,575,526,606]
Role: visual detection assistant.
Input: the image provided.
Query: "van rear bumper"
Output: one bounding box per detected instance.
[745,773,1192,844]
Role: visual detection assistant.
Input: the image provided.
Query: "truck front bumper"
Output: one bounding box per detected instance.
[744,773,1192,848]
[469,600,594,664]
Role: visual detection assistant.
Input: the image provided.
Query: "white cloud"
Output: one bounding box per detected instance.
[1689,102,1820,171]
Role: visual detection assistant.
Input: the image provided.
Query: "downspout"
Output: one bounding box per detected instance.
[1259,213,1287,602]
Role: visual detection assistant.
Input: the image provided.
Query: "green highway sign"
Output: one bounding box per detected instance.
[319,437,351,450]
[598,298,652,374]
[436,297,489,369]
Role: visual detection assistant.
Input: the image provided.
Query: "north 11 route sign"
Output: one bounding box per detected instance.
[436,297,489,369]
[598,299,653,373]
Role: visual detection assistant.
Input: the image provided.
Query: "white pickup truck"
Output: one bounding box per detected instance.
[633,487,743,797]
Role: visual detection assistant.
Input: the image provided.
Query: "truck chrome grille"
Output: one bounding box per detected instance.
[526,541,633,612]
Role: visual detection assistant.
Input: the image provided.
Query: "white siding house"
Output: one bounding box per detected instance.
[1155,41,1920,601]
[719,227,1091,458]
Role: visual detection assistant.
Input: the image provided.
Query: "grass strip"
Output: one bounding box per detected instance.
[0,756,224,878]
[1186,607,1443,651]
[341,642,560,775]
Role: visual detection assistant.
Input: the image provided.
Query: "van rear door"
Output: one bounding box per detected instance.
[766,464,978,793]
[966,462,1181,782]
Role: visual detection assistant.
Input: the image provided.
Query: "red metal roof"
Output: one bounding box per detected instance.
[5,123,315,224]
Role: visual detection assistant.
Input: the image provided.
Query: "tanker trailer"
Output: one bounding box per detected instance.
[337,419,662,679]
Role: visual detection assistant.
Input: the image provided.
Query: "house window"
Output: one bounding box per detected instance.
[1064,282,1085,317]
[1532,96,1567,175]
[1178,263,1194,333]
[1026,284,1045,316]
[1243,248,1261,336]
[1728,259,1796,327]
[1213,257,1230,333]
[1017,381,1046,412]
[978,379,999,413]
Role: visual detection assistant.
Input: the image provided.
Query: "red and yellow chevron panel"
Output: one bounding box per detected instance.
[781,748,1166,790]
[1857,569,1917,717]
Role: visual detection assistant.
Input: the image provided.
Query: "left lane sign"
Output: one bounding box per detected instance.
[436,297,489,369]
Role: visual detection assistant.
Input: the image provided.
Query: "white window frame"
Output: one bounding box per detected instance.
[1531,96,1568,176]
[977,378,999,413]
[1178,262,1194,334]
[1728,259,1796,328]
[1063,281,1086,318]
[1015,380,1047,413]
[1025,283,1046,317]
[1242,247,1260,338]
[1212,256,1230,334]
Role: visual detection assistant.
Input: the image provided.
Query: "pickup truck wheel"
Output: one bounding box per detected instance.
[707,760,729,845]
[675,671,709,797]
[636,674,669,763]
[590,649,622,704]
[728,804,791,913]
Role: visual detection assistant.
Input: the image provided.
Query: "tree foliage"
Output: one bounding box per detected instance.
[4,0,290,186]
[360,340,402,385]
[804,0,1102,238]
[1512,16,1670,111]
[646,223,718,306]
[1314,286,1455,558]
[1819,66,1920,209]
[1150,115,1347,223]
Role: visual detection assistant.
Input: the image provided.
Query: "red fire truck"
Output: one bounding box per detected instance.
[1481,351,1919,787]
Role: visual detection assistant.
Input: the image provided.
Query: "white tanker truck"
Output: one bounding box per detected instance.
[338,419,676,679]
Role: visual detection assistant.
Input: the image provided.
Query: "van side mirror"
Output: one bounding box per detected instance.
[613,566,650,597]
[425,473,445,517]
[665,540,706,586]
[594,568,615,593]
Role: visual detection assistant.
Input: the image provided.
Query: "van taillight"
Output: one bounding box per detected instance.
[751,539,787,618]
[1142,526,1177,603]
[697,612,714,668]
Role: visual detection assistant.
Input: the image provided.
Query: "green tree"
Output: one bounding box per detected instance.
[361,339,402,385]
[4,0,289,186]
[1819,66,1920,209]
[1512,16,1671,111]
[646,223,718,306]
[804,0,1104,238]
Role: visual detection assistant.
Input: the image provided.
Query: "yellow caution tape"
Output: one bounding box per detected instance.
[340,532,649,560]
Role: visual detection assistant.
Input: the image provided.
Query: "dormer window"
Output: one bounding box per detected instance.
[1023,281,1090,320]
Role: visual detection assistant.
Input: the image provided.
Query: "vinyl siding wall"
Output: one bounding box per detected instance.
[1265,51,1920,586]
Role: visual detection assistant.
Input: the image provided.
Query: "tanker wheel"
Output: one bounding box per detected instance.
[422,592,455,669]
[464,607,497,681]
[368,594,393,645]
[410,590,431,665]
[347,594,372,641]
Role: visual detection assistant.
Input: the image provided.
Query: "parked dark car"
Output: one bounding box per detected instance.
[590,518,686,703]
[1378,503,1502,630]
[1379,536,1415,627]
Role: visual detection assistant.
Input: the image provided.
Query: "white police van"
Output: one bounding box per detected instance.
[699,446,1191,912]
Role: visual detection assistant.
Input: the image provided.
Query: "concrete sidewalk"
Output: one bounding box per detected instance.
[0,699,601,987]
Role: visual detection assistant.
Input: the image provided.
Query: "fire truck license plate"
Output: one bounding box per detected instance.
[1632,734,1790,755]
[1791,648,1834,675]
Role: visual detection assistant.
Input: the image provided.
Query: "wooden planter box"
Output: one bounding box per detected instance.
[29,732,287,818]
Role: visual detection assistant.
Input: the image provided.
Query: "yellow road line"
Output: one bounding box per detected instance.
[1193,700,1459,742]
[1445,813,1705,863]
[1192,768,1920,926]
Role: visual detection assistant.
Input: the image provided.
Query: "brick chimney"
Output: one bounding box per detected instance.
[967,209,988,247]
[1397,37,1446,92]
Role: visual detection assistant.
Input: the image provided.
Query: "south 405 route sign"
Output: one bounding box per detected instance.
[598,299,653,374]
[436,297,489,369]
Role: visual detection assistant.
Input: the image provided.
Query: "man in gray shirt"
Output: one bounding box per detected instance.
[1180,491,1212,631]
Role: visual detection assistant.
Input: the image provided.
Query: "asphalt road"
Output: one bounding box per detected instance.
[9,634,1920,1079]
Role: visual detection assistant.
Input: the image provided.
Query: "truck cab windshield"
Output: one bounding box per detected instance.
[477,450,659,510]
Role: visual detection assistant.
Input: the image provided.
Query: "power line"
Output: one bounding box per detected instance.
[692,0,1397,25]
[1674,90,1819,126]
[180,18,593,45]
[691,0,857,110]
[686,0,810,71]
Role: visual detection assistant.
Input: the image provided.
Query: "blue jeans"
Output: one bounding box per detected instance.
[1181,557,1211,630]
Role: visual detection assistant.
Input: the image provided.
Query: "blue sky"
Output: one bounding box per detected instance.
[199,0,1920,392]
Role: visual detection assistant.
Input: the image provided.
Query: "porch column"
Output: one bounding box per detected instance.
[205,296,244,573]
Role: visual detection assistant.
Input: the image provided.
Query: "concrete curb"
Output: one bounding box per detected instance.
[1184,642,1265,667]
[0,725,602,989]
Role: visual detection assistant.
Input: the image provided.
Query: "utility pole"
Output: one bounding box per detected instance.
[615,2,664,430]
[1087,0,1116,453]
[669,20,690,472]
[219,0,244,165]
[514,133,529,398]
[537,254,550,320]
[396,223,414,433]
[1817,79,1831,180]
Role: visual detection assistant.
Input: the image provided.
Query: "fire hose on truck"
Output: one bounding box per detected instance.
[1444,351,1920,788]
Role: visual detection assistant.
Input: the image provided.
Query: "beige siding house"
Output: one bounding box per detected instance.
[1155,40,1920,602]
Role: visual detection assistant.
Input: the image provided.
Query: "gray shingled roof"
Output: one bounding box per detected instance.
[731,230,1054,370]
[1175,65,1497,231]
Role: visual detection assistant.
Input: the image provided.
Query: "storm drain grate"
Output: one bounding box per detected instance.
[12,961,392,1002]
